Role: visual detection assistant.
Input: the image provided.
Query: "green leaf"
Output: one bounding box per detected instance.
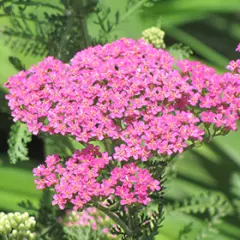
[8,121,32,164]
[166,192,232,216]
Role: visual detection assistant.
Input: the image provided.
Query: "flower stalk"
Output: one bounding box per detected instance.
[94,202,134,237]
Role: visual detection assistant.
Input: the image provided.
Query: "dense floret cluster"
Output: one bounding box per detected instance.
[33,145,160,210]
[5,38,240,163]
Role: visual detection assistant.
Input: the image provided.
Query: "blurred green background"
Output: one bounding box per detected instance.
[0,0,240,239]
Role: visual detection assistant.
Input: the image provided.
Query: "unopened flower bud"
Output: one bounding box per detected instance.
[0,225,5,234]
[11,229,18,237]
[14,215,23,224]
[18,229,25,236]
[28,217,36,227]
[18,223,25,231]
[29,232,36,239]
[142,27,165,49]
[5,223,12,233]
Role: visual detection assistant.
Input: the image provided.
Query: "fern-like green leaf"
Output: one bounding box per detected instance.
[167,192,232,240]
[8,121,32,164]
[194,206,226,240]
[166,192,231,216]
[1,0,98,60]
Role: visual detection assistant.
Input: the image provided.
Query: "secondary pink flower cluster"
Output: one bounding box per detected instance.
[64,208,116,238]
[33,145,160,210]
[5,39,240,161]
[104,162,160,205]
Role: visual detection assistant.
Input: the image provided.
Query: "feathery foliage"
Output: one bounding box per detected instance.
[166,192,232,240]
[0,0,97,61]
[167,192,231,216]
[1,0,163,60]
[8,122,32,164]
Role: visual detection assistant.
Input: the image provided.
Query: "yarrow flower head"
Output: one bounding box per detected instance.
[33,145,160,210]
[5,39,240,162]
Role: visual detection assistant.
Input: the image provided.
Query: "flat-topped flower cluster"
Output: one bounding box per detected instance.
[33,145,160,210]
[5,38,240,162]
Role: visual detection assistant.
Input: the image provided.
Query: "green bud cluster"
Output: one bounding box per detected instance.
[142,27,166,49]
[0,212,36,240]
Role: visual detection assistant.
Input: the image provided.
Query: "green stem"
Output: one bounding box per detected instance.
[128,207,135,233]
[128,207,139,240]
[58,0,90,62]
[94,203,134,237]
[58,10,75,62]
[41,188,52,205]
[74,0,91,48]
[128,207,133,233]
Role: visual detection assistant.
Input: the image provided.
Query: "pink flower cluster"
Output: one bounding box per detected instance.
[5,39,240,162]
[104,162,160,205]
[177,60,240,131]
[33,145,160,210]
